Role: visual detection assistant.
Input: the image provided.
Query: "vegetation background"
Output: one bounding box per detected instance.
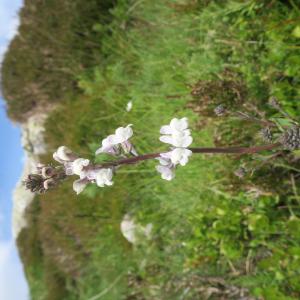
[2,0,300,299]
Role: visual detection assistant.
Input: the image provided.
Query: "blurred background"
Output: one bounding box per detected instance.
[1,1,300,299]
[0,1,29,299]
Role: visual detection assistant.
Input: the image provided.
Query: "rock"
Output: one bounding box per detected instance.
[12,113,48,239]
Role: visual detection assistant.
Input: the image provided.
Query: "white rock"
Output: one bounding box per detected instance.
[12,113,48,239]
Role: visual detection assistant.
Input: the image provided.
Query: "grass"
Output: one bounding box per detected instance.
[3,0,300,299]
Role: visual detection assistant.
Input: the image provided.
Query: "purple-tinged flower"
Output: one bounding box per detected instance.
[72,158,90,177]
[156,165,175,181]
[73,178,89,194]
[156,153,176,181]
[95,124,137,156]
[63,158,90,178]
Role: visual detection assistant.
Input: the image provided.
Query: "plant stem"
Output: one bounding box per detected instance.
[93,143,281,169]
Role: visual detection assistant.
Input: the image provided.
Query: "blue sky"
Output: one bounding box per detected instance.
[0,0,29,299]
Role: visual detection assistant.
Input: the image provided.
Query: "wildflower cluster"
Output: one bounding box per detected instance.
[23,111,298,195]
[156,118,193,180]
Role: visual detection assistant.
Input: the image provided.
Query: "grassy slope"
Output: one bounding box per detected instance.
[5,0,300,299]
[1,0,117,122]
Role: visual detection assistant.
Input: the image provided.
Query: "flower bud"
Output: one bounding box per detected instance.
[53,146,78,163]
[43,178,56,190]
[41,166,55,178]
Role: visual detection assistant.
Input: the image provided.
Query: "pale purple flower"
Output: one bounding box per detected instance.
[72,158,90,176]
[95,168,114,187]
[73,178,89,194]
[156,165,175,181]
[95,124,137,156]
[156,153,176,181]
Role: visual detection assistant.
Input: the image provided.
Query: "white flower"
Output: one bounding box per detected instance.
[95,124,136,156]
[126,101,133,112]
[113,125,133,143]
[95,168,114,187]
[169,148,192,166]
[95,135,118,155]
[72,158,90,176]
[53,146,78,163]
[156,153,176,181]
[159,118,193,148]
[160,131,192,148]
[157,118,193,180]
[160,117,189,134]
[63,158,90,178]
[73,178,88,194]
[156,165,175,181]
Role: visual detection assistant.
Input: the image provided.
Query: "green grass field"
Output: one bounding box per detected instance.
[3,0,300,299]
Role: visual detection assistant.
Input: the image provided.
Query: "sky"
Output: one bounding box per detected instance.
[0,0,29,299]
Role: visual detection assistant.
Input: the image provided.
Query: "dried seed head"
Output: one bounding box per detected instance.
[23,174,45,193]
[268,96,281,110]
[214,104,226,117]
[234,167,246,179]
[259,127,273,143]
[280,126,300,150]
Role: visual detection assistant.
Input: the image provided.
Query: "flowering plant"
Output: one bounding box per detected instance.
[24,107,299,195]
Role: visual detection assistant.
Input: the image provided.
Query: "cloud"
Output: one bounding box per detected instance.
[0,240,29,300]
[0,0,22,63]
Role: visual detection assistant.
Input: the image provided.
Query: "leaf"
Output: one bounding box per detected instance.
[292,26,300,38]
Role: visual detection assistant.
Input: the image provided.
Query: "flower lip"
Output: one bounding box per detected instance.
[170,148,192,166]
[114,124,133,143]
[73,178,89,194]
[72,158,90,176]
[95,168,114,187]
[156,165,175,181]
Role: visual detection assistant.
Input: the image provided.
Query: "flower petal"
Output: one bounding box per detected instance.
[170,117,188,131]
[160,125,173,135]
[159,135,174,145]
[73,178,88,194]
[156,165,175,181]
